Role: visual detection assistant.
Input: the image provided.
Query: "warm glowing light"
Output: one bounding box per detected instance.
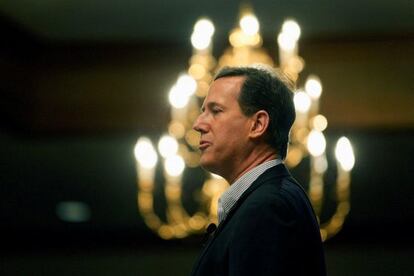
[277,32,296,51]
[134,137,158,169]
[194,18,215,37]
[158,225,174,239]
[282,20,301,41]
[191,32,212,50]
[305,75,323,99]
[294,91,311,113]
[168,121,186,138]
[164,154,185,177]
[307,130,326,156]
[229,29,243,47]
[176,74,197,97]
[335,137,355,171]
[166,185,180,200]
[173,224,187,238]
[189,213,206,230]
[196,80,209,97]
[188,64,206,80]
[286,147,303,168]
[158,135,179,158]
[145,215,161,229]
[312,115,328,131]
[191,18,215,50]
[138,193,153,211]
[296,128,309,144]
[314,155,328,173]
[240,14,259,35]
[203,178,227,196]
[169,85,190,108]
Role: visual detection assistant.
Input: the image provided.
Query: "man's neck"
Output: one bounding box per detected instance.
[226,147,278,184]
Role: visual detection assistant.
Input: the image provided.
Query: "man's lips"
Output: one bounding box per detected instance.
[199,140,211,151]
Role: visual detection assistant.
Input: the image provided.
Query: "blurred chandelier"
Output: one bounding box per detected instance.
[134,6,355,241]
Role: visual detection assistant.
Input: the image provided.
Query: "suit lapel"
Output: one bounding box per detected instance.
[192,164,291,273]
[214,164,291,236]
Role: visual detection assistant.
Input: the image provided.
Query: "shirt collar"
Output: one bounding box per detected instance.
[217,159,283,223]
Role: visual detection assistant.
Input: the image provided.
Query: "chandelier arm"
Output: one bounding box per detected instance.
[319,166,351,241]
[136,162,182,239]
[308,154,326,218]
[135,12,354,242]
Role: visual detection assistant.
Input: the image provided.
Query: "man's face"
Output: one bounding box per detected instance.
[193,76,253,177]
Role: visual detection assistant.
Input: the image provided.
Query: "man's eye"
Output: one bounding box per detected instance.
[212,109,221,114]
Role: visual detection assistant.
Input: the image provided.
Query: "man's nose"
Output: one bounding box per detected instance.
[193,114,207,134]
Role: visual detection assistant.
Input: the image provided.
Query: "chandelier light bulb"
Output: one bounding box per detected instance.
[191,32,212,50]
[312,114,328,132]
[240,14,260,35]
[282,19,301,41]
[294,91,311,113]
[194,18,215,37]
[134,137,158,169]
[164,154,185,177]
[158,135,179,158]
[305,75,323,99]
[169,85,190,108]
[277,32,296,51]
[191,18,215,50]
[307,130,326,157]
[176,74,197,97]
[335,137,355,171]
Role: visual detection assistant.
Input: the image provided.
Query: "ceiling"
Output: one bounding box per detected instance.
[0,0,413,43]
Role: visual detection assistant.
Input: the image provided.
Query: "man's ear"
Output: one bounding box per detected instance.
[249,110,270,139]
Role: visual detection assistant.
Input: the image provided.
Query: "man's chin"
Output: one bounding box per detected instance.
[199,159,226,180]
[199,157,218,174]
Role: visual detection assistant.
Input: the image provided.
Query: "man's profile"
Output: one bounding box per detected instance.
[191,65,326,276]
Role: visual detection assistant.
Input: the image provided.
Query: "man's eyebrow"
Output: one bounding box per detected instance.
[209,102,224,109]
[201,102,224,112]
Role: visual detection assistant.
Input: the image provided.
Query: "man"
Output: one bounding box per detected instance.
[191,65,326,276]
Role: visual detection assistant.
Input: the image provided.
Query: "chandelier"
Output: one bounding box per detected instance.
[134,6,355,241]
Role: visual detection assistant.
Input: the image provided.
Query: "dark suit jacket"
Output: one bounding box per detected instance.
[191,164,326,276]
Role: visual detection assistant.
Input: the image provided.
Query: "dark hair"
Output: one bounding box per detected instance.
[214,65,296,159]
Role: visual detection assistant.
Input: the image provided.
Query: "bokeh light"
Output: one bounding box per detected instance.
[294,91,311,113]
[158,135,179,158]
[240,14,259,35]
[134,137,158,169]
[335,137,355,171]
[282,19,301,41]
[164,154,185,177]
[307,130,326,156]
[305,75,323,99]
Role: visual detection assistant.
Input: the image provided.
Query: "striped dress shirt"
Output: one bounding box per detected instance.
[217,159,283,223]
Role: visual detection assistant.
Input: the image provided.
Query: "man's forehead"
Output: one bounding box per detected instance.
[205,76,245,100]
[201,76,244,110]
[211,75,245,89]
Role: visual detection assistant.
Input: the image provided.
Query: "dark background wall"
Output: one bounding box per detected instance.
[1,1,414,275]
